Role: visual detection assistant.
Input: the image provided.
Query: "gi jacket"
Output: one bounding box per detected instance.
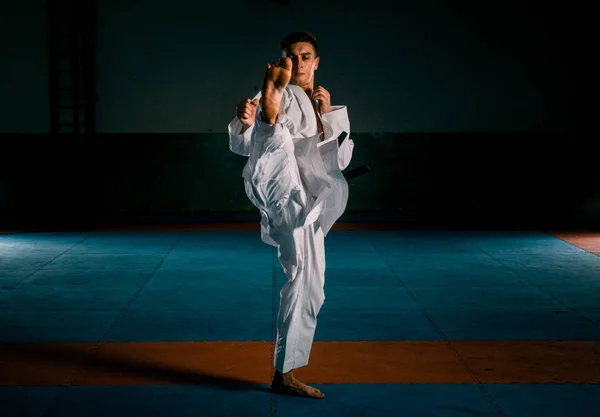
[228,84,355,246]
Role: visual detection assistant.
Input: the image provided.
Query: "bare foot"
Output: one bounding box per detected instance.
[260,57,292,124]
[271,370,325,399]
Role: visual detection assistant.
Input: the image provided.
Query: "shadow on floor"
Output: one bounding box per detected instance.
[1,342,272,393]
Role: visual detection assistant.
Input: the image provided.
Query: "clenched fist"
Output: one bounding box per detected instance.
[236,98,259,133]
[312,86,332,114]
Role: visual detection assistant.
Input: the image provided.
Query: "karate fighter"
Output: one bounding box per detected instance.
[227,32,354,399]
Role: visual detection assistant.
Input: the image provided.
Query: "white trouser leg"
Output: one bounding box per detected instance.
[273,222,326,374]
[240,121,327,373]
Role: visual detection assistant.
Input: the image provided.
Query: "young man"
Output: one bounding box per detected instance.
[227,32,354,399]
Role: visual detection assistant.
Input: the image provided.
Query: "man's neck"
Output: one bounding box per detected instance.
[294,83,314,98]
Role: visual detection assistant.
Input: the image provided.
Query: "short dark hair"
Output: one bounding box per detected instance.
[280,32,319,57]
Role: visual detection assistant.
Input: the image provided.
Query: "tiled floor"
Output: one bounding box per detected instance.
[1,228,599,416]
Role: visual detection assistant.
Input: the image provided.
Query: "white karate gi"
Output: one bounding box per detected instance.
[228,84,354,373]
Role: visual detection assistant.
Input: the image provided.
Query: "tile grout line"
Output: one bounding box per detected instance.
[368,233,509,417]
[465,236,600,393]
[1,231,91,414]
[483,245,600,339]
[270,246,278,417]
[0,233,93,303]
[467,238,598,326]
[40,234,182,417]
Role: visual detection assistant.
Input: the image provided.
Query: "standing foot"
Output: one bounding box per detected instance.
[271,370,325,399]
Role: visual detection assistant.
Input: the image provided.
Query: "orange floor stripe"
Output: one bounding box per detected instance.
[550,232,600,256]
[1,341,598,386]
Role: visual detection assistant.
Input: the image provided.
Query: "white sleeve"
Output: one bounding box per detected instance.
[320,105,354,171]
[228,117,254,157]
[227,91,263,157]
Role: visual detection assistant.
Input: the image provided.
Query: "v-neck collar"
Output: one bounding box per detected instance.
[289,84,324,138]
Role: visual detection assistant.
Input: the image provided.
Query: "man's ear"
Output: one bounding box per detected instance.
[314,56,320,70]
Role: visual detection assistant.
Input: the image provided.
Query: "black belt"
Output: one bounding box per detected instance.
[343,165,371,181]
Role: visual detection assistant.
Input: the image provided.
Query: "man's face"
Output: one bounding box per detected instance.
[284,42,320,87]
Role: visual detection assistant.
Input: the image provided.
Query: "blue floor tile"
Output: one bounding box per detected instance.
[475,242,584,255]
[161,250,272,270]
[130,285,271,311]
[276,384,499,417]
[274,265,401,289]
[484,383,600,417]
[324,267,401,287]
[324,231,380,253]
[427,309,600,340]
[542,287,600,311]
[0,286,138,311]
[0,265,43,277]
[0,253,57,270]
[325,244,380,255]
[105,310,210,342]
[44,385,270,417]
[0,270,34,290]
[0,232,88,248]
[0,311,119,342]
[207,310,273,341]
[148,266,272,288]
[325,252,390,270]
[315,310,441,341]
[581,311,600,324]
[368,231,472,244]
[320,286,421,311]
[105,310,272,342]
[410,284,566,311]
[465,232,579,252]
[176,231,267,251]
[389,264,525,287]
[371,238,479,254]
[0,387,64,417]
[510,268,600,288]
[382,252,503,270]
[68,232,179,255]
[43,254,165,271]
[491,251,600,271]
[23,269,153,288]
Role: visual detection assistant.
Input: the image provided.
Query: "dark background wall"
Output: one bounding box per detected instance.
[92,0,571,133]
[0,1,49,133]
[1,0,575,133]
[0,0,594,229]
